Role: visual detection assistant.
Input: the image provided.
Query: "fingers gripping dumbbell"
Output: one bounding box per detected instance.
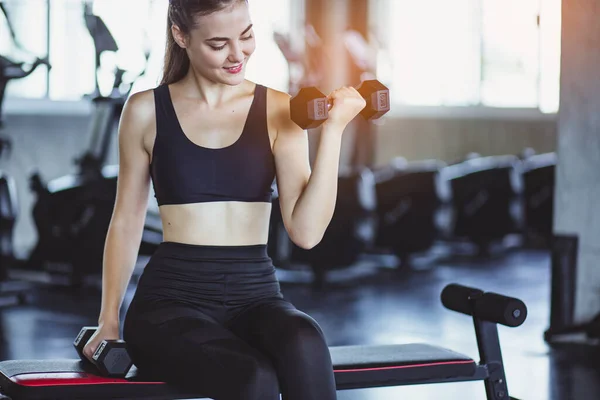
[290,80,390,130]
[73,326,133,378]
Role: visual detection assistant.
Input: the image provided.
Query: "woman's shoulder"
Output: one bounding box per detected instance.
[259,84,291,132]
[126,87,156,112]
[259,83,291,116]
[260,84,291,102]
[123,88,156,123]
[258,83,305,137]
[119,88,157,138]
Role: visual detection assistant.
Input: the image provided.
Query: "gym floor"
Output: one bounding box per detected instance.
[1,243,598,400]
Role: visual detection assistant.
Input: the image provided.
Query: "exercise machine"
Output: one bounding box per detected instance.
[521,151,556,243]
[438,155,523,256]
[372,157,446,268]
[0,283,527,399]
[0,3,50,305]
[24,4,155,287]
[0,3,50,128]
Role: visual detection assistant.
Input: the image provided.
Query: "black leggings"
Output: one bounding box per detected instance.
[123,242,337,400]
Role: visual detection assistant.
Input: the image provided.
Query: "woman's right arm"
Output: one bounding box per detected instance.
[84,90,155,356]
[98,89,155,328]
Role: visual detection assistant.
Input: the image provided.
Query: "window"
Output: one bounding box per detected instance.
[373,0,561,113]
[4,0,300,101]
[480,0,540,108]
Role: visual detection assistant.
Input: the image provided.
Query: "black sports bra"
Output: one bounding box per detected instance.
[149,84,275,206]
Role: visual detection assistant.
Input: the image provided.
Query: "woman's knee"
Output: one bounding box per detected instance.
[278,313,328,353]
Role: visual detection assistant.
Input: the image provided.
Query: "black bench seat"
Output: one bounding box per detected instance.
[0,343,477,400]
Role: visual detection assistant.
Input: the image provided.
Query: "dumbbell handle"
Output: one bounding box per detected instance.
[313,81,389,120]
[290,79,389,130]
[305,95,363,123]
[322,83,385,110]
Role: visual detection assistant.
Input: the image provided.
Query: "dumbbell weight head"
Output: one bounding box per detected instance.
[92,339,133,378]
[356,80,390,120]
[74,326,133,378]
[73,326,96,360]
[290,87,329,130]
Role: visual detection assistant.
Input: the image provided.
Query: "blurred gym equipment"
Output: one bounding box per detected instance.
[372,157,446,268]
[521,151,556,244]
[23,4,154,288]
[0,3,50,128]
[273,24,328,95]
[438,155,523,256]
[0,3,50,305]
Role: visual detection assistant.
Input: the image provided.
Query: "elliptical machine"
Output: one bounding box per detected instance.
[0,3,50,129]
[0,3,50,304]
[25,4,151,288]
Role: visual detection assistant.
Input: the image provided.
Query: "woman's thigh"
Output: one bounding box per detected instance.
[227,298,337,400]
[124,304,281,400]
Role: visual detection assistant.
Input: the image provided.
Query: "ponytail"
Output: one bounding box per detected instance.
[160,19,190,86]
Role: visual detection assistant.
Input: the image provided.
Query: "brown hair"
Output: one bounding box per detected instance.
[161,0,247,85]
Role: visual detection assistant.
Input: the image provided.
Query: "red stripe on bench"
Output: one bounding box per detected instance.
[10,360,476,387]
[334,359,475,373]
[11,373,165,387]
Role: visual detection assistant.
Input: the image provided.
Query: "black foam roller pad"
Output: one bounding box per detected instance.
[440,284,484,315]
[441,284,528,327]
[473,292,527,327]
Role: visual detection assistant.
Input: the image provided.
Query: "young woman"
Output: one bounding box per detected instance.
[82,1,366,399]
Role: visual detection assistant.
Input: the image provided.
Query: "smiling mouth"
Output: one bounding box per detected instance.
[224,63,243,74]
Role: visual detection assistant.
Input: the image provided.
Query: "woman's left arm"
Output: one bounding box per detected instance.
[270,87,366,249]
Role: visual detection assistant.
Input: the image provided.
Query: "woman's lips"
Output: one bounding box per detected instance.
[224,63,243,74]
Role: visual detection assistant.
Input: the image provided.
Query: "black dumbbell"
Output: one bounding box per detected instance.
[290,79,390,130]
[73,326,133,378]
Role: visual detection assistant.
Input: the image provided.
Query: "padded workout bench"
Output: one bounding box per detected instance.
[0,284,526,400]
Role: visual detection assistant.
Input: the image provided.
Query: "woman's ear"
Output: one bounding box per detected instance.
[171,24,188,49]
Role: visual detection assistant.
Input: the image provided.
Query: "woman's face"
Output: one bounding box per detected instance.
[174,1,256,86]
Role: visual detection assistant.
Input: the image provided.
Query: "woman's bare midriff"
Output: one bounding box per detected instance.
[158,201,272,245]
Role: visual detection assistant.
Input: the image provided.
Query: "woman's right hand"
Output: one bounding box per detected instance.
[323,86,367,131]
[82,321,120,362]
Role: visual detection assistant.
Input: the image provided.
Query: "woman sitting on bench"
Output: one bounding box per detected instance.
[81,0,366,399]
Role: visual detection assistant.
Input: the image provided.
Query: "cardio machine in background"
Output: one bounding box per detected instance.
[23,5,157,288]
[0,3,50,304]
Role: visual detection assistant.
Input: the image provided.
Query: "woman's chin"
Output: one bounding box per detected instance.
[221,74,246,86]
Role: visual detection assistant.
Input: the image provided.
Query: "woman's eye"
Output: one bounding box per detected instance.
[210,35,252,51]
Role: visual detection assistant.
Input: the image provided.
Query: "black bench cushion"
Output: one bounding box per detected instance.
[0,344,476,399]
[331,343,477,389]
